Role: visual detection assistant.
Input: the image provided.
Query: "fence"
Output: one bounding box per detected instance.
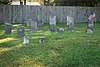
[0,5,100,24]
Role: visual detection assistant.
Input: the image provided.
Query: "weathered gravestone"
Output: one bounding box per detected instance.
[67,16,74,32]
[49,16,56,32]
[23,36,29,44]
[39,37,45,43]
[86,13,95,33]
[17,26,25,37]
[5,23,12,34]
[37,15,43,28]
[26,19,32,29]
[58,28,64,34]
[30,21,37,33]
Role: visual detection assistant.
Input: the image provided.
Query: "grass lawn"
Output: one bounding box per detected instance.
[0,22,100,67]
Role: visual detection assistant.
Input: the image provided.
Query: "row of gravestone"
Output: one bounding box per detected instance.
[4,15,95,44]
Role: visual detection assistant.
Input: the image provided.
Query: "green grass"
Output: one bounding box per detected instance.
[0,22,100,67]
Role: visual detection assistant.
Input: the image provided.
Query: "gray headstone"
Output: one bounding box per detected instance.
[86,21,94,33]
[58,28,64,34]
[30,21,37,33]
[26,19,32,29]
[5,23,12,34]
[39,37,45,43]
[23,36,29,44]
[17,26,25,37]
[49,16,56,32]
[37,15,43,28]
[67,16,74,32]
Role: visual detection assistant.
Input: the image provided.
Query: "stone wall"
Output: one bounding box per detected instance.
[0,5,100,24]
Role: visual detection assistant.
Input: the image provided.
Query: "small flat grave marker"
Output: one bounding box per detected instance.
[39,37,45,43]
[58,28,64,34]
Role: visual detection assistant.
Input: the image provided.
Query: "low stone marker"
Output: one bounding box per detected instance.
[58,28,64,34]
[30,21,37,33]
[39,37,45,43]
[49,16,56,32]
[17,26,25,37]
[67,16,74,32]
[86,13,95,33]
[23,36,29,44]
[5,23,12,34]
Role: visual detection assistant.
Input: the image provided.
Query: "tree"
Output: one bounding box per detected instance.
[0,0,11,4]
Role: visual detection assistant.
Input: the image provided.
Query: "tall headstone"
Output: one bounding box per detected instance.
[17,26,25,37]
[30,21,37,33]
[49,16,56,32]
[86,13,95,33]
[67,16,74,32]
[5,23,12,34]
[37,15,43,28]
[26,19,32,29]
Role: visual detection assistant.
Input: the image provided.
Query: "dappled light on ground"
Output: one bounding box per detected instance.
[0,44,23,53]
[0,38,17,44]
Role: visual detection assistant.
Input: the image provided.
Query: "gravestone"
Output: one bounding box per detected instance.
[37,15,43,28]
[49,16,56,32]
[86,21,94,33]
[67,16,74,32]
[17,26,25,37]
[30,21,37,33]
[58,28,64,34]
[5,23,12,34]
[86,13,95,33]
[26,19,32,29]
[39,37,45,43]
[23,36,29,44]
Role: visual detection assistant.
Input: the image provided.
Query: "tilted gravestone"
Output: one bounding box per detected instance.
[86,13,95,33]
[5,23,12,34]
[67,16,74,32]
[17,26,25,37]
[58,28,64,34]
[30,21,37,33]
[49,16,56,32]
[23,36,29,44]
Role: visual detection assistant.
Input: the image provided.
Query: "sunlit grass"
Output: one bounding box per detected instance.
[0,38,17,44]
[0,23,100,67]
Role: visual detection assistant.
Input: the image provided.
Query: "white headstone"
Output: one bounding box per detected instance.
[49,16,56,32]
[67,16,74,25]
[67,16,74,32]
[49,16,56,25]
[23,36,29,44]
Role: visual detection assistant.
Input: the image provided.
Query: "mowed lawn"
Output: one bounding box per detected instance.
[0,22,100,67]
